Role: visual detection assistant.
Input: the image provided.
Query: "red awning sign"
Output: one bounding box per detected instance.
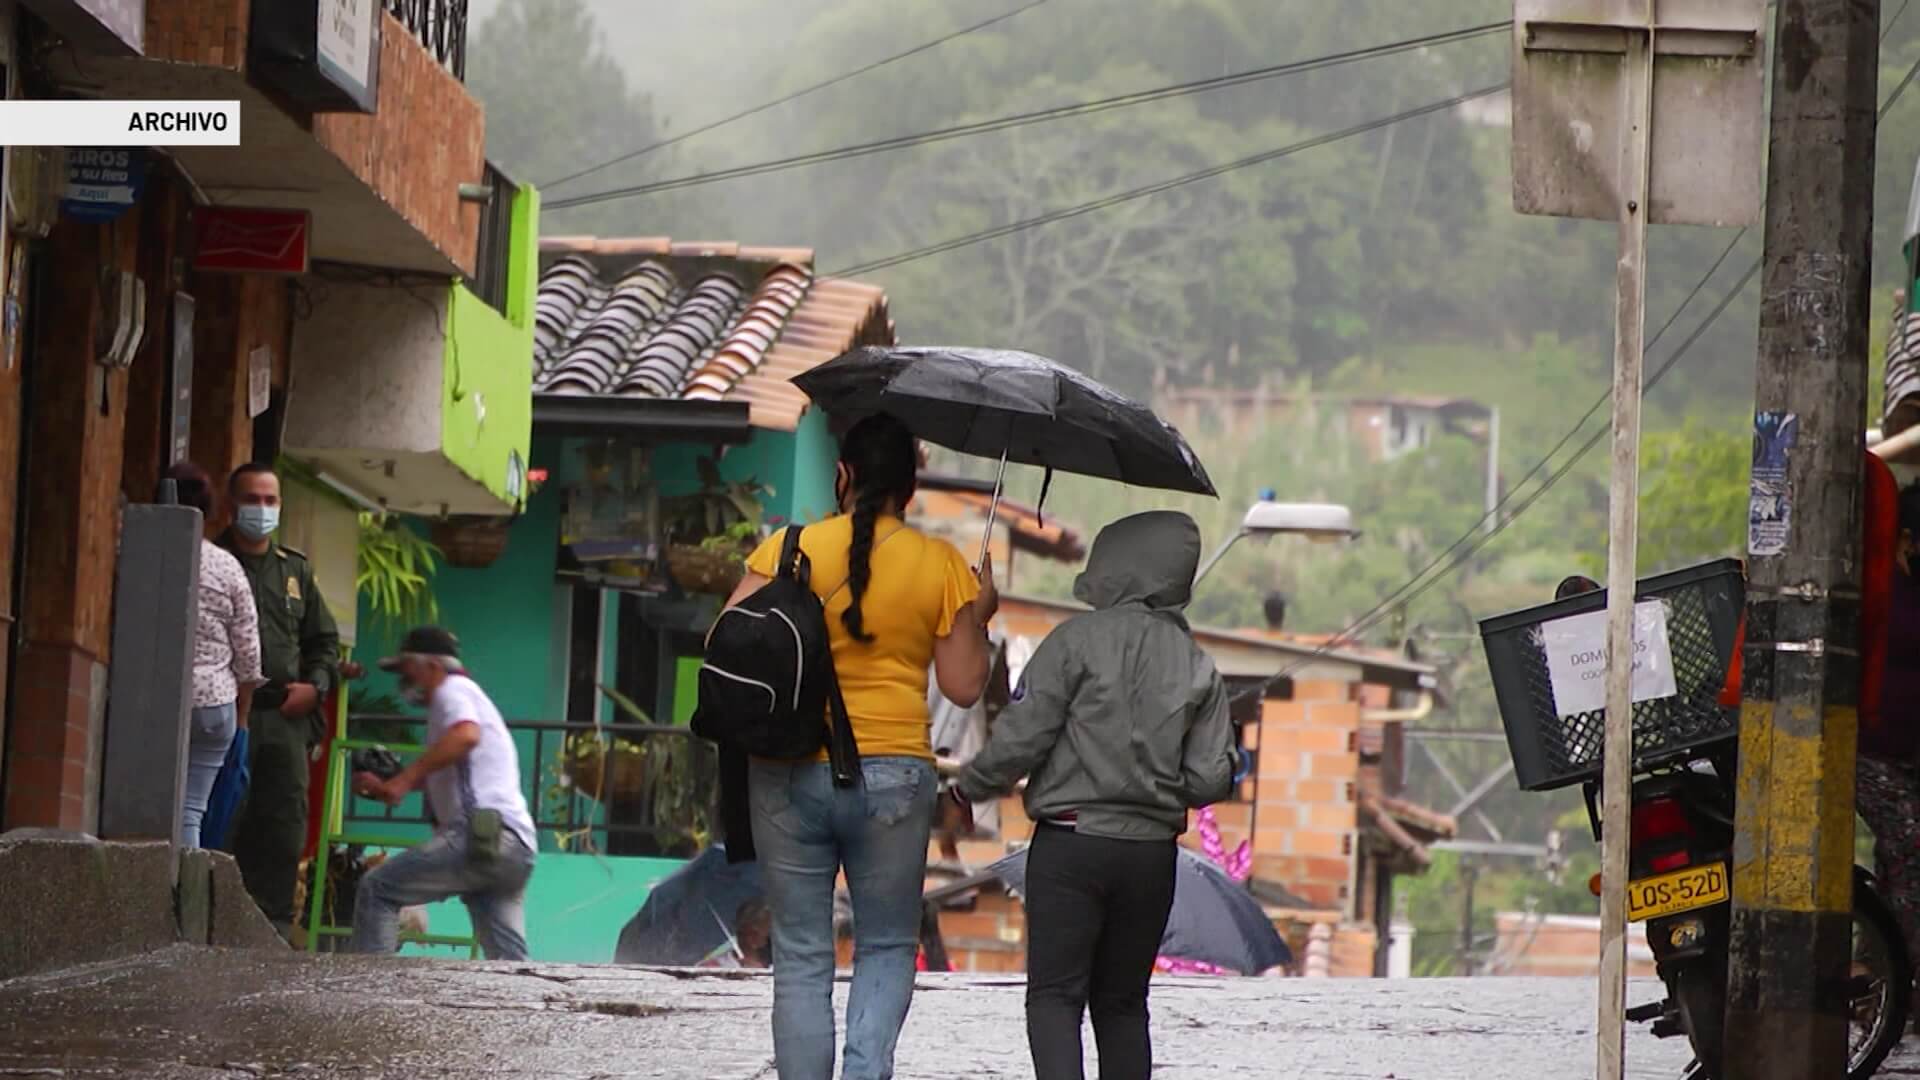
[193,208,311,274]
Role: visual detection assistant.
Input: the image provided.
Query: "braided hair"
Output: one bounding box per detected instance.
[838,415,919,643]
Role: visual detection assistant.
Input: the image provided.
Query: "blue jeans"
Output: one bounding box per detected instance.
[751,756,937,1080]
[348,828,535,960]
[180,703,237,850]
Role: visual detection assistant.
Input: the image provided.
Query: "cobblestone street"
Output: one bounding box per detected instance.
[8,945,1912,1078]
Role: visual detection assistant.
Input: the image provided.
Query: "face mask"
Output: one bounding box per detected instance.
[235,505,279,540]
[403,683,431,708]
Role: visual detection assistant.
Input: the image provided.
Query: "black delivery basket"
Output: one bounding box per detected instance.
[1479,559,1745,792]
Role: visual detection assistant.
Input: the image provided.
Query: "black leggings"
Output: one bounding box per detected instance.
[1024,824,1178,1080]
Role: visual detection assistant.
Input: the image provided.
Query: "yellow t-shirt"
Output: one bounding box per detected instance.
[746,515,980,760]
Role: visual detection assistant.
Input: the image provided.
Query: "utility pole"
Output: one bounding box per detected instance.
[1725,1,1880,1077]
[1511,5,1766,1074]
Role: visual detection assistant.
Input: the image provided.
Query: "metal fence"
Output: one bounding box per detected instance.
[384,0,469,81]
[343,714,718,856]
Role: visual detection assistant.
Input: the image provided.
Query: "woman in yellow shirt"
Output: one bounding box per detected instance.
[724,414,997,1080]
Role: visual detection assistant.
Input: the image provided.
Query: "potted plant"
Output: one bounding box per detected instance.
[543,686,715,856]
[430,515,513,569]
[357,513,441,633]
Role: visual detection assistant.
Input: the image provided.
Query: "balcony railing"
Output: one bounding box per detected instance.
[343,714,719,857]
[385,0,469,81]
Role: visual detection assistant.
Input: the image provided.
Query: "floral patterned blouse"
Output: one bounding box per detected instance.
[193,539,263,708]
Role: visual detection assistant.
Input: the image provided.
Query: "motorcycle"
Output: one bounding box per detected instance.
[1482,560,1910,1078]
[1582,747,1910,1078]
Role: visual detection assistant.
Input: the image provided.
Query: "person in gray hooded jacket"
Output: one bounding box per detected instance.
[955,510,1236,1080]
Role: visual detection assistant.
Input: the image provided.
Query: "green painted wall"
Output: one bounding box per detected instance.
[650,413,838,526]
[440,182,540,510]
[788,407,840,525]
[401,852,684,963]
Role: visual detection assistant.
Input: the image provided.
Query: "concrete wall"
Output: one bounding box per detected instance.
[0,833,281,980]
[287,282,445,458]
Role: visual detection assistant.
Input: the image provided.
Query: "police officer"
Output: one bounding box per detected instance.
[219,463,340,940]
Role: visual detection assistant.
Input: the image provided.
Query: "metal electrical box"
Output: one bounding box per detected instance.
[99,503,201,849]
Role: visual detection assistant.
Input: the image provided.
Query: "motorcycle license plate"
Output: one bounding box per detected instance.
[1626,863,1728,922]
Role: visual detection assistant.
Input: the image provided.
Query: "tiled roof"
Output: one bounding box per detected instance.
[531,237,894,432]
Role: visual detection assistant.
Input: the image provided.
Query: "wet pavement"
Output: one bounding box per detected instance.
[0,945,1914,1078]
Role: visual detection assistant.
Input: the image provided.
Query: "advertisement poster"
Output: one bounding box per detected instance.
[1748,410,1799,557]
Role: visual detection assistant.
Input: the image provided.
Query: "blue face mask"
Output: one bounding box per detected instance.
[235,504,280,541]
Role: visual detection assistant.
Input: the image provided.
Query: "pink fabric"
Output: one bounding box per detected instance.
[192,539,262,707]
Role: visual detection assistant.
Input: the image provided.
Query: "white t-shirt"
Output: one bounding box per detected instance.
[425,674,536,852]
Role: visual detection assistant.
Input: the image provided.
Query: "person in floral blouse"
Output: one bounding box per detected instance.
[164,462,263,849]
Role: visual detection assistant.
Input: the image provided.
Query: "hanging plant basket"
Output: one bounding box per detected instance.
[563,739,650,804]
[667,542,749,596]
[431,516,513,569]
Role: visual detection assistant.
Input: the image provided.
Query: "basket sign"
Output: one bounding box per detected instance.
[1537,601,1679,718]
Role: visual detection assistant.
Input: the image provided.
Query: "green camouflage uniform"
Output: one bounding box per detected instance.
[218,529,340,931]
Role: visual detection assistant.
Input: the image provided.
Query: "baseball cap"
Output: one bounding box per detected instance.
[377,625,461,671]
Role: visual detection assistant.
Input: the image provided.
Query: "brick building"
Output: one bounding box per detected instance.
[0,1,534,838]
[925,593,1453,978]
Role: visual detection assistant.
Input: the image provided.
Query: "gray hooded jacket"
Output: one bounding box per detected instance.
[958,511,1236,840]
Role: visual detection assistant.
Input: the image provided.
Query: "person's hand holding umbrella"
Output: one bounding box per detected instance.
[975,552,1000,623]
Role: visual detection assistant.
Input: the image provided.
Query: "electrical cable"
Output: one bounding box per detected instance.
[545,20,1510,210]
[1221,37,1920,708]
[826,84,1510,277]
[539,0,1054,191]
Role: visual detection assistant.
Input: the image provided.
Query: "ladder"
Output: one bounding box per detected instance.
[303,692,480,958]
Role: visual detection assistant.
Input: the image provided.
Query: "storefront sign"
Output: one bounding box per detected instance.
[317,0,378,106]
[61,148,146,223]
[193,208,311,274]
[248,1,380,113]
[1538,601,1679,718]
[22,0,145,56]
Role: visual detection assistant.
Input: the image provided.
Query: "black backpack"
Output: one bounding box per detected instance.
[693,526,860,787]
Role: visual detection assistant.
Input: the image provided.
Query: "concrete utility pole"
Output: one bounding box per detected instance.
[1724,1,1880,1076]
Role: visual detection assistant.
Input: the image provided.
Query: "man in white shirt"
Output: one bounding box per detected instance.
[349,626,537,960]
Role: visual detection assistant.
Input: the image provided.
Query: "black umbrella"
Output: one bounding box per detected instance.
[793,346,1215,561]
[986,845,1292,976]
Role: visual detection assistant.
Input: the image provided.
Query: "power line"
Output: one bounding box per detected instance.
[545,20,1511,211]
[539,0,1054,192]
[827,84,1509,277]
[1224,37,1920,710]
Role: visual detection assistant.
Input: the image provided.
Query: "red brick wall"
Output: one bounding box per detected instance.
[1250,691,1362,911]
[312,12,485,275]
[145,0,248,68]
[5,213,140,830]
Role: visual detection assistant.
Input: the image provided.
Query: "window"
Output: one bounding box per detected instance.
[469,164,516,316]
